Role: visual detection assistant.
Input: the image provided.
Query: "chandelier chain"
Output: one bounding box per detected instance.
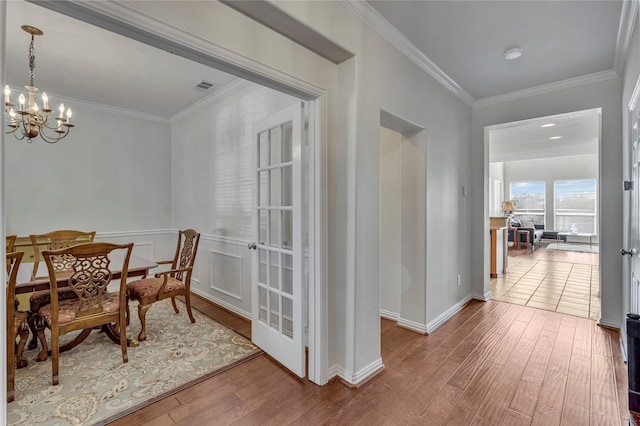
[28,34,35,87]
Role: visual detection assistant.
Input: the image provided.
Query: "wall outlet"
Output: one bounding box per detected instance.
[457,274,461,286]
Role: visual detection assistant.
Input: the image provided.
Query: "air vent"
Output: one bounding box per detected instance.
[193,80,215,91]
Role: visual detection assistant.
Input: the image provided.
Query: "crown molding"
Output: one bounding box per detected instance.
[339,0,474,107]
[5,85,170,123]
[613,0,638,73]
[170,79,254,123]
[473,69,620,108]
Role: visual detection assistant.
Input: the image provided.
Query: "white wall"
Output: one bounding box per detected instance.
[472,78,623,328]
[5,104,172,235]
[379,126,401,318]
[170,81,299,317]
[503,154,598,230]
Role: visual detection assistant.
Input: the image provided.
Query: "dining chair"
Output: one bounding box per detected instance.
[7,251,29,403]
[6,234,16,274]
[39,242,133,386]
[127,229,200,341]
[27,230,96,358]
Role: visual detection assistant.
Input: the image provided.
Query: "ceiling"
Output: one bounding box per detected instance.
[487,109,600,163]
[366,1,620,162]
[3,0,624,154]
[5,1,238,119]
[368,0,623,101]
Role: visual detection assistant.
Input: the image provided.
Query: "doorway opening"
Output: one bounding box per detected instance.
[1,0,328,389]
[487,109,601,320]
[379,111,427,337]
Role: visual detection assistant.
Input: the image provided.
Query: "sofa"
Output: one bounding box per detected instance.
[507,221,544,249]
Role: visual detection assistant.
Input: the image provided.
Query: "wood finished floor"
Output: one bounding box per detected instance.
[491,243,600,320]
[111,296,627,426]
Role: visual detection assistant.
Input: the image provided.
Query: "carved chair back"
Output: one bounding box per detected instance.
[29,230,96,280]
[169,229,200,283]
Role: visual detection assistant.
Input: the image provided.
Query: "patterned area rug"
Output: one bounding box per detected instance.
[546,242,599,253]
[7,299,262,425]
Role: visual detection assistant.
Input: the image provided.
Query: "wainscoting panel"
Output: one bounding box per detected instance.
[210,250,243,301]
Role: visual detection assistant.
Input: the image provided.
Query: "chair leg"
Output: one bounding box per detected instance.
[185,292,195,324]
[51,326,59,386]
[7,327,16,403]
[36,325,48,362]
[125,297,130,326]
[171,297,179,314]
[16,327,29,369]
[118,317,128,364]
[27,312,39,350]
[137,303,152,342]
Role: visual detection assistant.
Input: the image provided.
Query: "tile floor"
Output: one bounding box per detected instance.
[490,248,600,320]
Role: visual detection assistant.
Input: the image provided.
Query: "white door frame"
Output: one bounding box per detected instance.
[0,1,329,385]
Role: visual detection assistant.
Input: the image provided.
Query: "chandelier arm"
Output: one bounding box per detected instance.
[38,127,68,144]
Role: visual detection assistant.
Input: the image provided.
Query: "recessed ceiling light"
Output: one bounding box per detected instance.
[541,123,556,128]
[549,136,562,140]
[504,47,523,60]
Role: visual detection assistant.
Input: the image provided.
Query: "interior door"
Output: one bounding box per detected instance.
[251,103,304,377]
[628,115,640,314]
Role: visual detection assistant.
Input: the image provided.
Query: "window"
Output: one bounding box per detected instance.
[510,181,545,225]
[554,179,596,233]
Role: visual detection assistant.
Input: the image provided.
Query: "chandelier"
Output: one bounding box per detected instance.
[4,25,74,144]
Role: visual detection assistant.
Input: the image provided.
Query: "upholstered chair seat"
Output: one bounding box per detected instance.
[38,293,121,325]
[127,277,186,301]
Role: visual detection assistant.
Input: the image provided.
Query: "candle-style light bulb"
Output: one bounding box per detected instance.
[4,85,10,103]
[66,108,72,123]
[18,93,25,110]
[58,103,65,118]
[33,102,39,113]
[42,92,49,110]
[9,108,16,118]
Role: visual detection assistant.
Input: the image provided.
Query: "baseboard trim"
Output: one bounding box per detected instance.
[427,295,472,333]
[328,357,385,387]
[397,318,428,335]
[191,288,251,320]
[597,319,621,331]
[380,309,399,321]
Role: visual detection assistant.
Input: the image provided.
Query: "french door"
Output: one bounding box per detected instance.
[250,103,305,377]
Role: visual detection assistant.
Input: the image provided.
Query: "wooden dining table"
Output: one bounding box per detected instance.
[15,252,158,352]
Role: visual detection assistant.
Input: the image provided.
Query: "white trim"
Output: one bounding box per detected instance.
[629,76,640,112]
[614,0,639,73]
[398,317,428,334]
[1,0,7,411]
[339,0,474,107]
[621,337,628,364]
[200,233,251,247]
[426,295,472,334]
[474,70,620,108]
[328,357,384,386]
[598,318,621,330]
[191,287,251,320]
[380,309,399,321]
[170,79,253,123]
[5,85,169,124]
[96,229,175,238]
